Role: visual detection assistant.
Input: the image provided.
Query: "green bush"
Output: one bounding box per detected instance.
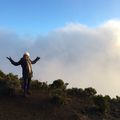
[50,84,67,106]
[0,71,21,96]
[0,70,5,79]
[41,82,48,90]
[112,96,120,103]
[51,94,65,106]
[30,80,42,90]
[50,79,65,89]
[116,96,120,101]
[0,79,9,95]
[0,78,21,96]
[93,95,110,113]
[67,88,84,96]
[52,88,66,97]
[84,87,97,97]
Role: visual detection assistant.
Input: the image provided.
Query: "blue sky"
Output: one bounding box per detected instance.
[0,0,120,36]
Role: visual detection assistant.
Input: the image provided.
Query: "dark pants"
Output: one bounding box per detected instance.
[23,77,31,96]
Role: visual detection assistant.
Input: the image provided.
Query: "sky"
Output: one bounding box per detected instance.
[0,0,120,35]
[0,0,120,97]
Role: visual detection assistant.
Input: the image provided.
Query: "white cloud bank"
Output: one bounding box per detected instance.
[1,20,120,97]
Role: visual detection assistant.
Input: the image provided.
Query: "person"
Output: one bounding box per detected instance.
[7,52,40,97]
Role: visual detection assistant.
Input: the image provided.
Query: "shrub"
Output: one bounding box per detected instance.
[67,88,84,96]
[104,95,111,102]
[41,82,49,90]
[0,79,9,95]
[51,88,66,97]
[116,96,120,101]
[30,80,42,90]
[0,72,21,96]
[50,84,67,106]
[51,94,65,106]
[0,70,5,79]
[84,87,97,97]
[112,96,120,103]
[93,95,110,113]
[0,78,21,96]
[50,79,64,89]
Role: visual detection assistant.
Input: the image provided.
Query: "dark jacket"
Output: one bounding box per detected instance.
[9,57,39,79]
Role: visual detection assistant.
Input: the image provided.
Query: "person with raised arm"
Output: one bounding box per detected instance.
[7,52,40,97]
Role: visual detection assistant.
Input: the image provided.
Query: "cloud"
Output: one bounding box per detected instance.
[1,20,120,97]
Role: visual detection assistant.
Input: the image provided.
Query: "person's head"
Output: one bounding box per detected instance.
[23,52,30,59]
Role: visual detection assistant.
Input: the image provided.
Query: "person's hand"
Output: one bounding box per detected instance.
[36,57,40,60]
[6,56,12,61]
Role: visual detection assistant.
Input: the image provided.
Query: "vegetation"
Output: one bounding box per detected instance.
[84,87,97,97]
[93,95,110,113]
[0,70,120,120]
[0,71,21,96]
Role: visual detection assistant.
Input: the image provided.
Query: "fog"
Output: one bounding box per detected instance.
[1,20,120,97]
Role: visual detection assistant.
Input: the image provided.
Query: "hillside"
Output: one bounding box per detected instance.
[0,90,120,120]
[0,70,120,120]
